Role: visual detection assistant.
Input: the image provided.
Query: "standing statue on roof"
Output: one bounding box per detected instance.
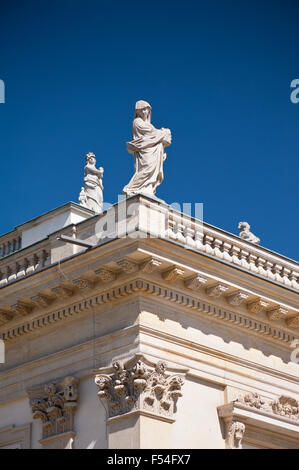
[123,100,172,198]
[78,152,104,213]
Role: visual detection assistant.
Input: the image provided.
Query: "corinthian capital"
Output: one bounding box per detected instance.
[28,376,78,448]
[94,355,187,422]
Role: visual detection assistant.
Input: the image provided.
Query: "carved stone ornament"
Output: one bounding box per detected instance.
[271,396,299,421]
[140,257,162,273]
[184,274,208,291]
[162,266,184,282]
[226,420,245,449]
[78,152,104,214]
[206,283,228,298]
[238,221,260,245]
[117,258,139,274]
[94,355,186,422]
[28,377,78,446]
[123,100,171,197]
[235,392,299,421]
[235,392,265,410]
[226,291,249,306]
[95,268,116,282]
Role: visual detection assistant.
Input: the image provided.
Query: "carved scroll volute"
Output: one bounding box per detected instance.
[226,420,245,449]
[94,356,186,422]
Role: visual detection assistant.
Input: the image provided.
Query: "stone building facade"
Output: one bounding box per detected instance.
[0,195,298,449]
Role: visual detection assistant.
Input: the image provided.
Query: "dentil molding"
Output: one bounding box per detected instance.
[0,279,296,344]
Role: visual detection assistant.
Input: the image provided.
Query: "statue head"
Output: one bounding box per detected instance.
[238,221,250,232]
[134,100,152,121]
[85,152,96,165]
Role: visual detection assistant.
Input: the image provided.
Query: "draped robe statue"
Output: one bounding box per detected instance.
[123,100,172,197]
[78,152,104,213]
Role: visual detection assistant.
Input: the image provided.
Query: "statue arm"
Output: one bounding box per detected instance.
[85,165,103,177]
[127,119,171,152]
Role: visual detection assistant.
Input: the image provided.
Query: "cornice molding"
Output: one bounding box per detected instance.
[0,278,296,345]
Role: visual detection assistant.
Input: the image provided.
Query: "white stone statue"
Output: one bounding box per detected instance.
[123,100,172,197]
[238,222,260,245]
[78,152,104,213]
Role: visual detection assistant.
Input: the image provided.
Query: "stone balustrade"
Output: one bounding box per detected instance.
[0,232,22,259]
[0,245,51,288]
[0,196,298,291]
[164,209,299,290]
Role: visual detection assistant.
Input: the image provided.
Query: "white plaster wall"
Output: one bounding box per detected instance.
[0,397,42,449]
[22,213,69,248]
[140,377,225,449]
[21,210,89,248]
[74,376,108,449]
[0,379,107,449]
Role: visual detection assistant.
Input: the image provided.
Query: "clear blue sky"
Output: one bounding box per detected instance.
[0,0,298,259]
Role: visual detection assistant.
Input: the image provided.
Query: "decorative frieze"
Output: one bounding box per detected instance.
[271,396,299,421]
[235,392,299,422]
[94,356,185,422]
[219,393,299,450]
[235,392,265,410]
[28,377,78,447]
[206,283,228,298]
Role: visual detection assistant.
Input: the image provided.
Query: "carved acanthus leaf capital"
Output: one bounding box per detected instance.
[94,355,186,421]
[28,377,79,443]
